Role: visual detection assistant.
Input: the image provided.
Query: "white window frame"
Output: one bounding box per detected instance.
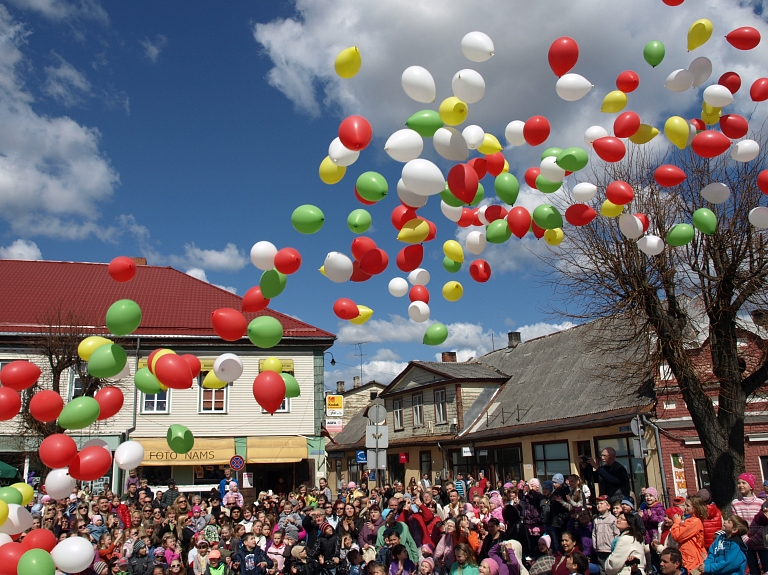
[261,397,291,414]
[198,376,229,414]
[393,399,404,430]
[69,370,84,400]
[141,390,170,414]
[434,389,448,424]
[412,393,424,427]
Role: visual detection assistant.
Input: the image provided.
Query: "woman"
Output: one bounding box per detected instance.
[54,515,71,538]
[435,518,458,572]
[529,536,554,575]
[746,501,768,575]
[329,501,345,529]
[670,495,708,574]
[551,532,579,575]
[605,513,645,575]
[241,507,255,534]
[338,503,362,540]
[450,543,479,575]
[522,481,544,560]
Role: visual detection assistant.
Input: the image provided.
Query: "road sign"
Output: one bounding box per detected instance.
[630,415,645,437]
[366,425,389,448]
[367,404,386,425]
[229,455,245,471]
[356,450,367,464]
[367,449,387,470]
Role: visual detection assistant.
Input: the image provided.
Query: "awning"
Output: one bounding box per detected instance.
[0,461,18,479]
[246,436,307,463]
[135,437,236,466]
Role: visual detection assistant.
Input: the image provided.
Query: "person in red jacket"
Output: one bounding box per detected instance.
[697,489,723,550]
[111,494,132,530]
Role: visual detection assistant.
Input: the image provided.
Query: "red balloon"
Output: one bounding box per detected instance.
[181,354,201,379]
[548,37,579,77]
[338,115,372,151]
[333,298,359,320]
[523,116,550,146]
[531,221,546,239]
[456,208,475,228]
[146,348,165,374]
[39,433,77,469]
[751,78,768,102]
[107,256,136,282]
[720,114,749,139]
[29,390,63,423]
[691,130,731,159]
[718,72,742,95]
[391,205,417,230]
[154,354,193,390]
[242,286,270,313]
[273,248,302,275]
[469,260,492,283]
[485,152,505,177]
[211,308,247,342]
[358,248,389,275]
[0,387,20,421]
[593,137,626,163]
[396,244,423,272]
[0,360,41,391]
[661,0,684,5]
[424,220,437,242]
[351,237,377,261]
[467,158,487,180]
[635,213,650,233]
[507,207,531,239]
[350,261,373,282]
[69,445,113,481]
[354,187,377,206]
[606,181,635,205]
[0,542,24,575]
[726,27,761,50]
[565,204,597,227]
[616,70,640,93]
[653,165,687,187]
[524,167,540,189]
[758,170,768,195]
[484,205,508,222]
[613,111,641,138]
[409,285,430,304]
[22,528,57,552]
[448,164,479,204]
[94,386,124,420]
[690,118,706,132]
[472,210,483,227]
[252,371,286,414]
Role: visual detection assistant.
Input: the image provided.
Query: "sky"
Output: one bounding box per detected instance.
[0,0,767,388]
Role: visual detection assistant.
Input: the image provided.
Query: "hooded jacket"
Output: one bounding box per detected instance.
[670,516,707,571]
[641,502,666,545]
[129,553,153,575]
[236,544,274,575]
[703,504,724,550]
[703,533,747,575]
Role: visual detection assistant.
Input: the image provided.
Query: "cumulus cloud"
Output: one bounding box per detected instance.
[0,238,41,259]
[140,34,168,63]
[370,348,401,361]
[325,359,408,388]
[170,242,248,272]
[43,53,91,107]
[185,267,237,294]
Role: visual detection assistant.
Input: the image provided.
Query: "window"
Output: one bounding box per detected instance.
[596,437,648,497]
[761,456,768,483]
[659,362,674,381]
[695,458,711,490]
[420,451,432,478]
[139,465,172,485]
[198,372,228,413]
[348,457,360,484]
[263,397,291,413]
[494,446,523,483]
[142,390,169,413]
[69,372,84,400]
[412,394,424,427]
[434,389,448,424]
[533,441,570,482]
[393,399,404,430]
[387,454,405,485]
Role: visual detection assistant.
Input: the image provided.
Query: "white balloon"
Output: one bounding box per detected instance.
[408,268,430,286]
[44,468,77,500]
[250,241,277,271]
[214,353,243,382]
[408,301,431,323]
[441,201,463,222]
[433,127,469,161]
[688,57,712,88]
[700,182,730,204]
[401,159,445,197]
[114,441,145,471]
[52,535,98,573]
[505,120,526,147]
[81,438,111,453]
[397,179,428,208]
[0,533,11,547]
[572,182,598,203]
[323,252,353,283]
[664,69,694,93]
[388,278,409,298]
[584,125,608,148]
[637,235,665,256]
[401,66,436,103]
[384,129,423,163]
[462,125,485,149]
[703,85,734,108]
[731,139,759,162]
[0,504,32,534]
[328,137,360,167]
[540,157,565,183]
[452,69,485,104]
[619,214,644,239]
[466,231,487,255]
[477,206,489,226]
[555,73,593,101]
[750,207,768,229]
[461,31,494,62]
[686,122,698,147]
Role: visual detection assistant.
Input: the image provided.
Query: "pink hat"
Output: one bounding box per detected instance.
[192,505,202,512]
[481,559,499,575]
[421,543,435,556]
[645,487,658,498]
[421,558,435,572]
[539,534,551,548]
[739,473,756,489]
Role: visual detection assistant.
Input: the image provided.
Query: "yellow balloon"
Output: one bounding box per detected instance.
[334,46,361,79]
[443,240,464,263]
[600,200,623,218]
[701,108,721,125]
[349,305,373,325]
[438,97,468,126]
[262,357,283,373]
[150,349,176,373]
[0,499,7,527]
[502,160,510,173]
[702,101,719,115]
[664,116,689,150]
[77,336,113,361]
[629,124,660,145]
[442,281,464,302]
[159,382,168,392]
[11,482,33,506]
[688,19,713,51]
[600,90,627,113]
[203,371,228,390]
[397,219,430,243]
[319,266,327,277]
[319,156,346,184]
[544,228,564,246]
[478,133,503,155]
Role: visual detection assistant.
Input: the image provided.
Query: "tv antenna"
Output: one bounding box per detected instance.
[353,341,370,383]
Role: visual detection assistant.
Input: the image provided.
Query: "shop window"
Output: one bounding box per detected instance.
[412,394,424,427]
[193,465,224,485]
[198,375,228,413]
[596,437,647,497]
[139,465,172,485]
[348,458,360,484]
[533,441,570,482]
[393,399,404,430]
[494,446,523,483]
[69,373,84,399]
[434,389,448,423]
[387,453,405,485]
[420,451,432,478]
[695,458,711,490]
[142,390,169,413]
[451,450,475,479]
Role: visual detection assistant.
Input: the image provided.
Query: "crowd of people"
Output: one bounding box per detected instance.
[19,449,767,575]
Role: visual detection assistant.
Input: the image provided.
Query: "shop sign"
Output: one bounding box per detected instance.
[326,395,344,417]
[462,447,474,457]
[326,419,343,433]
[670,454,687,497]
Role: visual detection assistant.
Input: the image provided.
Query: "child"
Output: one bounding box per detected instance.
[203,513,221,544]
[670,495,708,574]
[129,540,152,575]
[377,529,401,568]
[235,532,273,575]
[420,557,436,575]
[192,505,207,532]
[162,533,182,567]
[704,515,748,575]
[267,529,286,574]
[566,552,589,575]
[593,496,619,573]
[347,549,365,575]
[193,539,211,575]
[611,501,622,519]
[88,514,109,543]
[152,547,167,571]
[391,544,417,575]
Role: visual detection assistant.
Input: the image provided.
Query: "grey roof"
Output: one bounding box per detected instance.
[380,361,507,397]
[413,361,508,380]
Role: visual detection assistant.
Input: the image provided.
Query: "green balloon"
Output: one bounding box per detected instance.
[486,219,512,244]
[167,424,195,454]
[494,173,520,205]
[248,316,283,349]
[356,172,388,202]
[134,367,163,395]
[532,204,564,230]
[291,204,325,234]
[87,343,128,378]
[692,208,717,235]
[443,257,462,273]
[541,147,563,161]
[556,147,589,172]
[406,110,444,138]
[58,396,100,430]
[666,223,695,246]
[643,40,665,67]
[17,549,55,575]
[423,323,448,346]
[260,269,287,299]
[105,299,142,336]
[535,174,562,194]
[347,209,372,233]
[281,373,301,399]
[0,486,23,505]
[469,183,485,206]
[441,184,464,207]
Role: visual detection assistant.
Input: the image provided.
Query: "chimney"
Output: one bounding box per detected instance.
[442,351,457,362]
[752,310,768,328]
[508,332,521,348]
[336,381,345,394]
[130,257,147,266]
[353,376,361,388]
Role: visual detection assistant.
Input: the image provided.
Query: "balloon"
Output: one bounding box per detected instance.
[600,200,623,218]
[351,237,377,261]
[443,257,461,273]
[94,386,123,421]
[291,205,325,235]
[700,182,730,204]
[643,41,665,67]
[209,308,247,342]
[397,219,430,243]
[535,174,561,194]
[703,85,734,108]
[613,112,641,138]
[261,357,283,373]
[247,316,283,349]
[719,72,742,95]
[463,125,485,150]
[133,367,162,395]
[252,371,286,414]
[282,372,301,398]
[751,78,768,102]
[51,536,95,573]
[28,390,63,423]
[485,152,505,177]
[44,467,76,502]
[616,70,640,93]
[531,222,546,239]
[338,115,372,151]
[477,133,502,155]
[406,110,443,138]
[532,205,563,230]
[469,260,492,283]
[202,371,227,389]
[409,285,430,305]
[328,137,359,167]
[166,424,195,454]
[319,156,345,184]
[606,181,634,205]
[270,248,301,276]
[384,129,423,163]
[565,204,597,227]
[349,305,373,325]
[423,323,448,346]
[0,361,40,391]
[22,528,56,552]
[664,69,693,93]
[432,127,468,162]
[461,31,494,62]
[359,249,389,275]
[524,168,540,189]
[544,228,564,246]
[638,235,665,256]
[0,387,20,421]
[86,343,127,379]
[213,353,244,382]
[687,19,713,51]
[0,542,23,574]
[154,354,193,390]
[571,182,597,203]
[0,487,21,507]
[388,278,409,297]
[58,397,100,430]
[486,220,512,244]
[540,157,565,183]
[692,131,730,158]
[600,91,627,114]
[584,125,609,148]
[593,137,626,162]
[69,446,112,481]
[77,336,113,362]
[440,280,464,302]
[443,240,464,263]
[249,241,276,270]
[355,172,387,203]
[726,27,761,50]
[396,244,424,272]
[108,256,136,282]
[346,209,371,234]
[731,139,759,162]
[402,159,444,197]
[468,158,487,179]
[494,173,519,205]
[665,116,690,150]
[401,66,436,103]
[452,69,485,104]
[463,231,485,256]
[397,179,428,208]
[666,224,695,247]
[618,214,644,239]
[505,120,526,146]
[114,440,145,471]
[182,354,201,379]
[105,299,142,336]
[759,171,768,194]
[750,207,768,229]
[629,124,659,145]
[438,97,468,126]
[390,206,415,231]
[548,37,579,77]
[662,0,684,4]
[407,301,430,323]
[408,268,430,287]
[507,207,531,238]
[448,164,479,204]
[523,116,550,146]
[692,208,717,234]
[334,46,361,78]
[556,73,592,101]
[17,548,55,575]
[688,56,712,88]
[323,252,353,283]
[719,114,748,139]
[636,213,652,233]
[654,165,687,187]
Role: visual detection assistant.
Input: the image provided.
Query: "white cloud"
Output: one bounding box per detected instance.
[43,52,91,106]
[170,242,248,272]
[517,321,575,341]
[3,0,108,22]
[185,266,237,294]
[140,34,168,63]
[0,238,41,259]
[370,348,400,361]
[325,359,408,387]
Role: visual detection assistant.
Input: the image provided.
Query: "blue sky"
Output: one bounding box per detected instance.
[0,0,767,387]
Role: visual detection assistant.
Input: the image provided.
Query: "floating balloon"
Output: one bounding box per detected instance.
[114,440,145,471]
[700,182,730,204]
[385,129,423,163]
[565,204,597,227]
[601,200,623,218]
[688,56,712,88]
[613,112,641,139]
[349,305,373,325]
[250,241,277,270]
[69,446,112,481]
[719,114,748,139]
[430,127,467,162]
[508,207,531,238]
[485,152,505,177]
[58,397,100,430]
[396,244,423,272]
[247,316,283,349]
[166,424,195,454]
[759,171,768,194]
[532,205,563,230]
[347,209,372,234]
[750,207,768,229]
[469,260,492,283]
[616,70,640,92]
[94,386,123,420]
[477,133,502,155]
[323,252,354,283]
[0,542,24,575]
[600,91,627,113]
[335,46,361,78]
[448,164,479,204]
[402,159,445,196]
[665,69,693,93]
[572,182,597,203]
[606,181,634,205]
[751,78,768,102]
[409,285,430,304]
[719,72,742,95]
[291,205,325,234]
[438,97,468,126]
[465,231,487,255]
[548,37,579,77]
[282,372,301,398]
[703,85,734,108]
[105,299,142,336]
[535,174,561,194]
[593,137,626,162]
[134,367,163,395]
[726,27,760,50]
[359,248,389,275]
[408,301,430,323]
[505,120,526,146]
[540,157,565,183]
[23,528,57,552]
[408,268,430,286]
[452,69,485,103]
[397,219,430,243]
[638,235,665,256]
[397,179,428,208]
[108,256,136,282]
[77,336,112,361]
[328,137,359,167]
[443,240,464,263]
[339,115,372,151]
[461,31,494,62]
[211,308,247,342]
[692,208,717,234]
[486,219,512,244]
[29,390,63,423]
[731,140,760,162]
[494,173,520,205]
[213,353,244,382]
[654,165,687,187]
[584,125,609,148]
[0,361,40,391]
[0,487,21,506]
[556,73,592,101]
[406,110,443,138]
[618,214,644,239]
[691,130,731,158]
[544,228,564,246]
[665,116,690,150]
[524,116,550,146]
[388,277,409,297]
[687,19,713,51]
[51,536,95,573]
[273,248,302,275]
[319,156,345,184]
[635,212,651,233]
[667,224,695,247]
[643,41,665,67]
[87,343,127,379]
[202,371,228,389]
[155,354,193,390]
[401,66,436,103]
[423,323,448,346]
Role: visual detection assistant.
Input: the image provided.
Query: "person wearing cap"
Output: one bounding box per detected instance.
[541,480,569,553]
[640,488,666,572]
[161,478,181,509]
[311,520,341,568]
[205,549,232,575]
[651,505,682,556]
[130,539,153,575]
[192,538,211,575]
[593,496,620,575]
[731,472,766,575]
[530,535,555,575]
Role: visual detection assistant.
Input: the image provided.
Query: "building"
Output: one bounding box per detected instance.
[0,259,335,498]
[333,377,386,429]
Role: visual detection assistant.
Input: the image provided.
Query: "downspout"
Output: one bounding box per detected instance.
[119,337,141,490]
[643,415,669,505]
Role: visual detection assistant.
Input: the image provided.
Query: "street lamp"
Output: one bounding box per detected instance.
[324,351,336,366]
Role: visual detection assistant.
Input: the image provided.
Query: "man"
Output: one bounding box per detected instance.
[319,477,333,502]
[659,548,687,575]
[454,472,467,499]
[160,478,180,508]
[479,517,505,561]
[96,495,110,518]
[446,489,462,517]
[122,483,140,506]
[420,473,432,491]
[219,468,239,501]
[375,508,418,562]
[582,447,630,498]
[302,508,323,549]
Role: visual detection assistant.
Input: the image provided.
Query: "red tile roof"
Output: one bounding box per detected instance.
[0,260,336,340]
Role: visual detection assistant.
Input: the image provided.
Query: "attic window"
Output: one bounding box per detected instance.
[663,401,677,410]
[659,362,674,381]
